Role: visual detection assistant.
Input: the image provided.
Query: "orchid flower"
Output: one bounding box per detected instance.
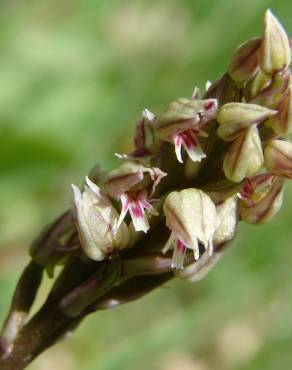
[156,97,217,163]
[163,189,217,269]
[104,162,166,233]
[71,177,129,261]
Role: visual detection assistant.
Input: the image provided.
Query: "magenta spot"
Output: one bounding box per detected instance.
[203,100,215,110]
[241,179,254,198]
[181,131,197,149]
[176,239,187,254]
[131,202,144,218]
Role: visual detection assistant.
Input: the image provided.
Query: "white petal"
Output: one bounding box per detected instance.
[172,242,186,269]
[162,232,176,254]
[174,135,183,163]
[184,141,206,162]
[85,176,102,197]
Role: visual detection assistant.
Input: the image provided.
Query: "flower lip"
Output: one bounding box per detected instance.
[104,162,166,233]
[156,97,217,163]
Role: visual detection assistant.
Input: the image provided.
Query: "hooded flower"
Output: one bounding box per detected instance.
[156,97,217,163]
[104,162,166,233]
[238,173,284,224]
[115,109,157,161]
[71,177,129,261]
[162,189,217,269]
[264,139,292,178]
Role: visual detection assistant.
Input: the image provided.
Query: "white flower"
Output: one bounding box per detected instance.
[163,188,217,269]
[104,162,166,233]
[72,177,129,261]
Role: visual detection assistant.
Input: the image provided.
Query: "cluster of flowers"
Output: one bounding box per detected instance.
[71,10,292,272]
[2,11,292,367]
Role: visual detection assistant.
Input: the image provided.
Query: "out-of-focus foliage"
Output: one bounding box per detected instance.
[0,1,292,369]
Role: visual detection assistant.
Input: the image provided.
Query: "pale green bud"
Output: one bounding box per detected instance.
[228,37,261,83]
[260,10,291,74]
[266,86,292,135]
[217,102,276,141]
[243,70,272,102]
[223,125,264,183]
[250,69,291,109]
[213,196,238,246]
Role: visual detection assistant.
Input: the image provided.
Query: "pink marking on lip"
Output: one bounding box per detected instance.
[176,239,187,254]
[181,131,197,149]
[203,101,215,110]
[131,202,144,218]
[241,179,254,198]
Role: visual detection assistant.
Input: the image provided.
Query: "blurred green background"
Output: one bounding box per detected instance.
[1,1,292,369]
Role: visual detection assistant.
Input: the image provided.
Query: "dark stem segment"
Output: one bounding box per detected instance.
[0,273,173,370]
[0,261,43,358]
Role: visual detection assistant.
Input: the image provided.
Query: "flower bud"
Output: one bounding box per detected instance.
[228,37,261,83]
[250,69,291,109]
[223,125,264,183]
[130,109,156,159]
[72,177,129,261]
[239,177,284,224]
[238,173,274,206]
[213,196,238,246]
[243,70,272,102]
[266,86,292,134]
[217,102,276,141]
[260,10,291,74]
[264,140,292,178]
[163,188,217,268]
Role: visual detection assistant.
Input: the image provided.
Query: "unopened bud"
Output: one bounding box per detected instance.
[213,196,238,246]
[243,70,272,102]
[223,125,264,183]
[266,86,292,134]
[250,69,290,109]
[72,177,129,261]
[217,102,276,141]
[264,139,292,178]
[260,10,291,74]
[240,177,284,224]
[228,37,261,83]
